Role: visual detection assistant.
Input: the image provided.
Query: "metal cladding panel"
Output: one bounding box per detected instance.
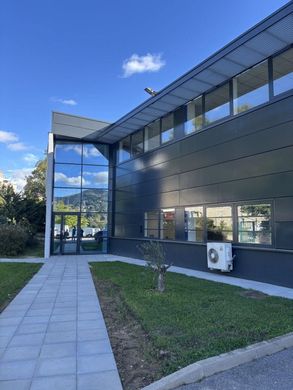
[245,31,289,56]
[195,69,227,85]
[268,14,293,43]
[209,58,246,77]
[169,86,198,100]
[225,45,265,67]
[161,94,187,105]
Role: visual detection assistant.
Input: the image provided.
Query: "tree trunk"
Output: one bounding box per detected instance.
[157,271,165,292]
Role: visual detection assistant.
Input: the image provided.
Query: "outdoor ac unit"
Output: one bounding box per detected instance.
[207,242,233,272]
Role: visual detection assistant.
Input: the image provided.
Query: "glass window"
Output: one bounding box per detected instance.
[82,165,109,189]
[53,188,81,212]
[55,142,82,164]
[144,120,160,151]
[83,144,109,165]
[54,164,82,188]
[144,211,159,238]
[160,208,175,240]
[205,82,230,124]
[118,136,131,163]
[161,114,174,144]
[233,60,269,114]
[79,213,108,253]
[273,48,293,96]
[131,130,144,157]
[185,206,204,242]
[185,96,203,135]
[206,206,233,241]
[237,204,272,245]
[81,189,108,212]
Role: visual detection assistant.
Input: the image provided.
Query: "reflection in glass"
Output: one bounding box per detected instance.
[273,48,293,96]
[160,208,175,240]
[118,136,131,163]
[83,144,109,165]
[55,142,82,164]
[144,120,160,151]
[185,96,203,135]
[82,165,109,188]
[54,164,82,188]
[238,204,271,245]
[53,188,81,212]
[81,189,108,212]
[131,130,144,157]
[206,206,233,241]
[205,83,230,124]
[79,213,107,253]
[185,207,204,242]
[144,211,159,238]
[62,215,78,254]
[233,60,269,114]
[161,114,174,144]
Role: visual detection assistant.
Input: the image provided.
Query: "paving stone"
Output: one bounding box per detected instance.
[47,320,76,332]
[9,333,45,347]
[77,339,112,355]
[44,330,77,344]
[40,342,76,358]
[0,379,31,390]
[77,353,117,374]
[0,359,37,380]
[17,323,48,335]
[30,375,76,390]
[78,371,122,390]
[1,345,41,361]
[36,356,76,376]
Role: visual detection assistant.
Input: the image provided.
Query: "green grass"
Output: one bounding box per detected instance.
[91,261,293,375]
[0,263,42,310]
[81,241,103,251]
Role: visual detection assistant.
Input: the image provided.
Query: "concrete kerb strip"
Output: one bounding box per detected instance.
[142,332,293,390]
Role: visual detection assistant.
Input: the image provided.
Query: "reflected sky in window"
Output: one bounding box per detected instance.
[82,165,109,188]
[54,164,82,187]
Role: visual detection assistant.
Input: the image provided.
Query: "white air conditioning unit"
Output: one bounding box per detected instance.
[207,242,233,272]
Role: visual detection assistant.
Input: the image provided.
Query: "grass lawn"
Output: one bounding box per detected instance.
[0,263,42,311]
[91,261,293,376]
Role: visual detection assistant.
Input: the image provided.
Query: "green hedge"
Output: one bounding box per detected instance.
[0,224,29,256]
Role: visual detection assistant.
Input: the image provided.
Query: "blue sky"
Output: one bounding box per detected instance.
[0,0,289,190]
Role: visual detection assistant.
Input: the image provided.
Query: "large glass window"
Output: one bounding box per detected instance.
[185,96,203,135]
[144,211,159,238]
[206,206,233,241]
[53,188,81,212]
[160,208,175,240]
[79,213,108,253]
[54,164,82,188]
[131,130,144,157]
[233,60,269,114]
[205,82,230,124]
[273,48,293,96]
[55,142,82,164]
[237,204,272,245]
[81,189,108,212]
[144,120,160,152]
[118,136,131,163]
[83,144,109,165]
[161,114,174,144]
[185,207,204,242]
[82,165,109,189]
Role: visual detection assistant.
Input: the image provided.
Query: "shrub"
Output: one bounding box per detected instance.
[0,224,29,256]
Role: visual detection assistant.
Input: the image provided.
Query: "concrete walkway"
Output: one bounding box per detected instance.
[0,256,122,390]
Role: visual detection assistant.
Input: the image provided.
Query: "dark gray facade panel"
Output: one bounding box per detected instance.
[275,222,293,250]
[109,238,293,288]
[275,197,293,221]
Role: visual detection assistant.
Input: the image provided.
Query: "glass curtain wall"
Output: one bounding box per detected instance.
[52,142,109,255]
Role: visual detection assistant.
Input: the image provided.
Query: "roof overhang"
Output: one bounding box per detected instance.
[92,2,293,144]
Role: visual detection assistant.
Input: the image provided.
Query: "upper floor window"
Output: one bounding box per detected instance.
[185,206,204,242]
[161,114,174,144]
[118,136,131,163]
[237,204,271,245]
[273,47,293,96]
[145,120,160,152]
[205,82,230,125]
[185,96,203,135]
[131,130,144,157]
[206,206,233,242]
[55,142,82,164]
[233,60,269,114]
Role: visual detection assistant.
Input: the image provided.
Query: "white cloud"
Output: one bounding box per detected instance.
[83,171,108,185]
[7,142,29,151]
[55,172,89,186]
[63,144,82,155]
[51,97,77,106]
[0,130,18,143]
[23,153,39,164]
[122,53,165,77]
[6,168,32,192]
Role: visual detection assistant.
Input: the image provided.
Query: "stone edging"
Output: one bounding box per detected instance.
[142,332,293,390]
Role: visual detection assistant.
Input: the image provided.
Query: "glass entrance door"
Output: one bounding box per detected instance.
[52,213,80,255]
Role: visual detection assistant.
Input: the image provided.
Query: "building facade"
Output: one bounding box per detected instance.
[45,3,293,288]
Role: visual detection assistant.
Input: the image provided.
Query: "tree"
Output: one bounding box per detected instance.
[138,240,171,293]
[0,183,23,224]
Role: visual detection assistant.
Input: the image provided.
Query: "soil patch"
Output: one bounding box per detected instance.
[92,276,163,390]
[240,289,269,300]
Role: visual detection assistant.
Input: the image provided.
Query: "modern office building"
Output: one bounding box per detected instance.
[45,3,293,288]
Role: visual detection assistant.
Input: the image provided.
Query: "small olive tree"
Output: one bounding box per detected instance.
[138,240,172,293]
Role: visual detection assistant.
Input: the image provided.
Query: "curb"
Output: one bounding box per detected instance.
[142,332,293,390]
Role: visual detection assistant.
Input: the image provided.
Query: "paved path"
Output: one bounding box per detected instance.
[175,347,293,390]
[0,256,122,390]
